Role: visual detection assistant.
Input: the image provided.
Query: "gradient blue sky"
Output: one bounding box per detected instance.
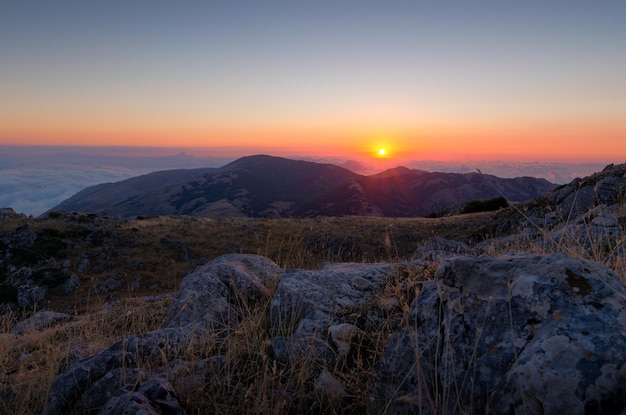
[1,1,625,162]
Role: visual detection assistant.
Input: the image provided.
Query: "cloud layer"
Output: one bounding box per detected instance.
[0,147,608,217]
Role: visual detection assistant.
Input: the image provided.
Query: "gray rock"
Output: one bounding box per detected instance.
[62,274,80,295]
[100,392,159,415]
[368,253,626,414]
[546,205,624,261]
[11,311,76,335]
[7,266,32,285]
[98,374,185,415]
[555,182,597,218]
[44,327,195,415]
[77,256,90,273]
[165,253,282,330]
[77,367,146,412]
[1,224,37,249]
[412,236,473,261]
[17,283,47,308]
[0,207,25,219]
[93,274,121,294]
[314,369,348,401]
[547,163,626,218]
[328,323,362,358]
[45,254,281,414]
[269,262,391,364]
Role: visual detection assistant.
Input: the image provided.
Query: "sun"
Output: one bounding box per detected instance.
[367,136,395,159]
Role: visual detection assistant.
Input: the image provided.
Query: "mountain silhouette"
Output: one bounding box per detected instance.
[48,155,555,218]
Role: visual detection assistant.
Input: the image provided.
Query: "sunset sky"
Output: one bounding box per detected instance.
[1,1,625,163]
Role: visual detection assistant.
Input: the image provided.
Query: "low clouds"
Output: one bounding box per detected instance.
[403,160,606,184]
[0,146,609,217]
[0,147,230,216]
[0,166,155,217]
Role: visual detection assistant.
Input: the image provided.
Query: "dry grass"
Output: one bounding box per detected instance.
[0,296,170,414]
[0,212,502,312]
[0,202,625,413]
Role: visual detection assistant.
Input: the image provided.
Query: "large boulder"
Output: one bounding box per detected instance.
[547,163,626,218]
[369,253,626,414]
[549,205,624,259]
[165,253,282,330]
[269,262,393,364]
[44,327,195,415]
[44,254,282,415]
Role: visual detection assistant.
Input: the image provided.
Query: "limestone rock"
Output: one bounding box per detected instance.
[549,205,624,260]
[45,254,281,414]
[17,283,47,308]
[11,311,76,335]
[0,207,25,219]
[547,163,626,218]
[97,373,185,415]
[369,253,626,414]
[93,274,121,294]
[269,262,391,364]
[314,369,348,401]
[62,274,80,295]
[328,323,362,358]
[165,253,282,330]
[1,224,37,249]
[44,327,195,415]
[412,236,473,261]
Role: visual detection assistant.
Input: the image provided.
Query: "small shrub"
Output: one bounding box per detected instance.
[461,197,509,214]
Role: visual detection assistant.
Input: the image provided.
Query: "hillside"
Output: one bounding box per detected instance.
[1,162,625,414]
[47,155,555,218]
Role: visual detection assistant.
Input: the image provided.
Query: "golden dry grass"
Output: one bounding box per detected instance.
[0,297,170,414]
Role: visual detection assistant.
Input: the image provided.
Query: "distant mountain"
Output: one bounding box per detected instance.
[47,155,556,218]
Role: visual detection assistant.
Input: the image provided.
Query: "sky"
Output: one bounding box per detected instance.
[1,1,625,163]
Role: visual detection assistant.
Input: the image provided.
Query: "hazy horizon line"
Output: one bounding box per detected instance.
[1,144,621,165]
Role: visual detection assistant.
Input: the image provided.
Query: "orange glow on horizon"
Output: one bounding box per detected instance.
[1,115,625,163]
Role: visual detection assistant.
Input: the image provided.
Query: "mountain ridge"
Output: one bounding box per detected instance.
[47,154,555,218]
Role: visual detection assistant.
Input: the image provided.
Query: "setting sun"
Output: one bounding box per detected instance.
[1,2,625,166]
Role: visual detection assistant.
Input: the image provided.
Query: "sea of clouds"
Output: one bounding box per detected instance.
[0,147,231,217]
[0,146,608,217]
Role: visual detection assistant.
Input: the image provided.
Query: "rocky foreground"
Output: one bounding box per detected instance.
[34,250,626,414]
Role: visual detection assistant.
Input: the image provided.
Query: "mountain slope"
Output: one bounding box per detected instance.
[48,155,555,218]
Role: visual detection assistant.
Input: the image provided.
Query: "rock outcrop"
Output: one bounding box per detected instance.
[41,249,626,414]
[165,253,281,330]
[269,262,392,364]
[479,163,626,263]
[368,253,626,414]
[0,208,25,219]
[1,223,37,250]
[44,254,282,415]
[547,163,626,218]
